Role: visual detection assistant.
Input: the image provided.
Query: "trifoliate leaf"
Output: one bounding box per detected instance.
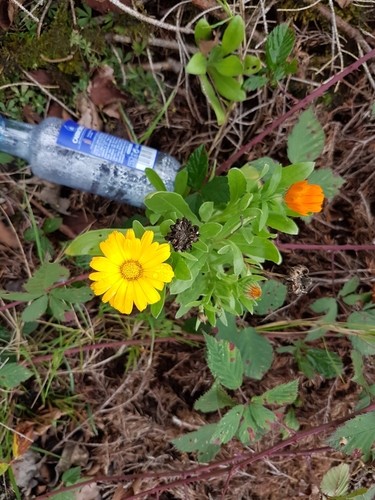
[24,262,69,294]
[265,24,295,69]
[194,383,235,413]
[0,362,33,389]
[257,380,299,405]
[287,108,325,163]
[327,411,375,456]
[204,333,244,390]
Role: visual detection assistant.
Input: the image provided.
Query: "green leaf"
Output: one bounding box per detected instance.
[65,229,118,256]
[266,213,299,234]
[0,291,42,301]
[308,168,345,200]
[347,309,375,355]
[194,18,212,44]
[210,405,244,445]
[221,15,245,54]
[22,295,48,322]
[287,108,325,163]
[259,380,299,405]
[185,145,208,191]
[145,168,167,191]
[243,55,262,76]
[279,162,315,189]
[204,333,244,390]
[243,75,269,91]
[48,295,69,321]
[217,319,273,380]
[228,168,247,203]
[186,52,208,75]
[245,237,282,264]
[24,262,69,294]
[213,55,243,77]
[209,69,246,101]
[305,348,344,379]
[0,362,33,389]
[320,463,350,498]
[200,222,222,239]
[307,297,338,341]
[265,24,295,69]
[150,286,166,319]
[194,383,235,413]
[201,176,230,206]
[50,286,93,303]
[0,152,14,164]
[199,201,214,222]
[62,466,81,486]
[339,277,360,298]
[171,423,221,463]
[351,350,367,388]
[42,217,62,233]
[238,403,276,444]
[199,74,226,125]
[327,411,375,457]
[172,254,192,281]
[253,280,287,315]
[174,168,188,196]
[145,192,199,223]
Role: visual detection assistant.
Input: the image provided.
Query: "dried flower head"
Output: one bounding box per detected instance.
[166,217,200,252]
[284,180,324,216]
[89,230,174,314]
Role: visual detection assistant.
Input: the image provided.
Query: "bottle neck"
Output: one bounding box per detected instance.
[0,115,33,161]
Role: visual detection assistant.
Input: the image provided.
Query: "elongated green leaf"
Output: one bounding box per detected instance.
[200,222,222,239]
[244,237,282,264]
[172,254,192,281]
[204,333,243,390]
[22,295,49,322]
[150,286,165,319]
[0,362,33,389]
[145,168,167,191]
[210,405,244,445]
[339,277,360,298]
[221,15,245,54]
[186,52,208,75]
[265,24,295,69]
[65,229,121,256]
[0,291,42,301]
[213,55,243,76]
[209,68,246,102]
[287,108,325,163]
[48,295,69,322]
[266,213,299,234]
[228,168,247,203]
[320,464,350,497]
[24,262,69,294]
[194,383,235,413]
[145,192,199,223]
[174,168,188,196]
[258,380,299,405]
[279,162,315,189]
[195,18,212,44]
[199,201,214,222]
[199,74,226,125]
[327,411,375,456]
[171,423,221,463]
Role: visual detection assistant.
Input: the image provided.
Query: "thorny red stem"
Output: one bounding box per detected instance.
[217,47,375,175]
[36,403,375,500]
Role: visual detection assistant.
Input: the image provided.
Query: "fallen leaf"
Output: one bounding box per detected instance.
[88,66,127,113]
[0,0,20,30]
[0,220,18,248]
[12,423,34,459]
[76,93,102,130]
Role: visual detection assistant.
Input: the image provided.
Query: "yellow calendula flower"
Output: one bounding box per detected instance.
[284,180,324,216]
[89,230,174,314]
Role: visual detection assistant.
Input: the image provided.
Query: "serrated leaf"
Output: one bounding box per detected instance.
[42,217,63,234]
[48,295,69,322]
[351,350,367,387]
[217,319,273,380]
[21,295,49,322]
[305,348,343,379]
[307,297,338,341]
[320,463,350,497]
[50,286,93,303]
[238,403,276,444]
[260,380,299,405]
[185,145,208,191]
[243,75,269,91]
[265,24,295,69]
[221,15,245,54]
[287,108,325,163]
[308,168,345,200]
[0,362,33,389]
[145,168,167,191]
[347,309,375,355]
[194,383,235,413]
[253,280,287,315]
[210,405,244,445]
[171,423,221,462]
[201,176,230,207]
[186,52,208,75]
[0,291,42,301]
[204,333,243,390]
[327,411,375,457]
[24,262,69,294]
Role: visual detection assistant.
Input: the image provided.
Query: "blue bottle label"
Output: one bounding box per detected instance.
[56,120,157,171]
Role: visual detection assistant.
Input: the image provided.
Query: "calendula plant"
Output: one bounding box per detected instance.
[65,107,341,328]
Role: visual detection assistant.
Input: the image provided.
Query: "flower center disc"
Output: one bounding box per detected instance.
[120,260,142,281]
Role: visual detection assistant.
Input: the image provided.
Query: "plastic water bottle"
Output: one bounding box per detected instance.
[0,115,180,207]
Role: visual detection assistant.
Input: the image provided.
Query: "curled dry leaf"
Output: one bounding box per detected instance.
[88,65,127,117]
[0,220,18,248]
[0,0,23,30]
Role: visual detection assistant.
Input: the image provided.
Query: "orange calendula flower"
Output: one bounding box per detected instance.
[89,230,174,314]
[246,283,262,300]
[284,180,324,216]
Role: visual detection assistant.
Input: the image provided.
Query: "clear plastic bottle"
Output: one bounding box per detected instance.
[0,115,180,207]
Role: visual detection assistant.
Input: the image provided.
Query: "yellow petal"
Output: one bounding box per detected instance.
[90,256,120,273]
[132,281,149,311]
[102,278,126,303]
[137,278,161,304]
